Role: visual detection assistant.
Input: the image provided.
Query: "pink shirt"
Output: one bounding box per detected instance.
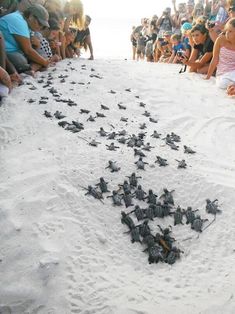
[217,47,235,76]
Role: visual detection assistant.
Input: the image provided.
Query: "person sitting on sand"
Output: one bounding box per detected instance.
[206,18,235,90]
[180,24,214,74]
[168,34,185,63]
[0,2,50,74]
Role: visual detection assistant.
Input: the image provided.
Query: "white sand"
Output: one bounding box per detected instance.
[0,59,235,314]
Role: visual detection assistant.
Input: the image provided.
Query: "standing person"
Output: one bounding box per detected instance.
[130,26,137,60]
[206,18,235,89]
[157,7,174,37]
[63,0,85,33]
[74,15,94,60]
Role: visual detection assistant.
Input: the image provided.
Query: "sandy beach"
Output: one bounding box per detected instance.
[0,58,235,314]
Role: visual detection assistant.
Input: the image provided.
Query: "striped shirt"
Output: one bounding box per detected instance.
[217,47,235,76]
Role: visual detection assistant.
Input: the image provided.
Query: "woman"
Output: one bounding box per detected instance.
[206,18,235,89]
[63,0,85,33]
[0,3,50,73]
[181,24,214,74]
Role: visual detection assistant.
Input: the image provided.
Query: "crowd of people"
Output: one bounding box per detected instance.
[0,0,94,100]
[131,0,235,96]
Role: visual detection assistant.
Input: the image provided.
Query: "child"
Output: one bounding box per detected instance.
[168,34,185,63]
[206,18,235,89]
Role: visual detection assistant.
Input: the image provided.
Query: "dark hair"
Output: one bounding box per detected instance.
[227,17,235,27]
[191,24,208,35]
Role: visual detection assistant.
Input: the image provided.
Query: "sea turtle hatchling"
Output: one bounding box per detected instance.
[184,207,198,224]
[134,185,146,201]
[138,220,151,237]
[107,190,123,206]
[147,245,164,264]
[101,104,110,110]
[135,157,148,170]
[167,142,179,150]
[145,205,155,221]
[85,185,103,201]
[142,111,151,117]
[96,112,106,118]
[165,247,182,265]
[184,145,196,154]
[146,189,158,205]
[155,156,168,167]
[118,137,127,144]
[119,180,132,194]
[121,211,135,230]
[191,215,208,232]
[89,139,101,147]
[130,205,145,221]
[96,177,109,193]
[80,109,90,114]
[176,159,187,168]
[54,111,66,119]
[134,149,146,157]
[120,117,128,122]
[105,160,120,172]
[205,199,222,215]
[143,234,156,249]
[126,173,141,188]
[142,143,154,151]
[106,143,120,151]
[170,132,181,142]
[72,121,84,130]
[129,227,142,244]
[122,191,134,208]
[118,103,126,110]
[160,188,175,205]
[107,132,117,140]
[149,117,158,123]
[87,115,96,122]
[151,131,161,139]
[153,202,164,218]
[44,111,52,118]
[98,127,108,137]
[139,123,147,130]
[173,206,184,225]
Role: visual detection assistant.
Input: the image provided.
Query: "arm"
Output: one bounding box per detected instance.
[64,16,72,33]
[206,37,221,79]
[14,35,49,67]
[85,35,94,60]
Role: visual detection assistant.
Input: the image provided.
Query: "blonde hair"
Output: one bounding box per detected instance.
[64,0,85,29]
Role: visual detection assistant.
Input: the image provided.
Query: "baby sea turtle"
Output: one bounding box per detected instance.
[134,149,146,157]
[145,205,155,221]
[118,137,127,144]
[28,98,36,103]
[139,101,146,107]
[160,188,175,205]
[89,139,101,147]
[120,117,128,122]
[142,143,154,151]
[155,156,168,167]
[205,199,222,215]
[146,189,158,205]
[129,227,142,244]
[135,157,148,170]
[96,112,106,118]
[138,220,151,237]
[151,131,161,139]
[58,121,69,128]
[44,110,52,118]
[107,190,123,206]
[110,90,116,94]
[130,205,145,221]
[176,159,187,168]
[122,191,134,208]
[163,134,174,144]
[171,132,181,142]
[87,115,96,122]
[80,109,90,114]
[118,130,127,136]
[98,127,108,137]
[125,88,131,92]
[173,206,184,225]
[54,111,66,119]
[134,185,146,201]
[162,201,172,217]
[85,185,103,202]
[149,117,158,123]
[142,111,151,117]
[191,215,208,232]
[184,207,198,224]
[126,173,141,187]
[184,145,196,154]
[72,121,84,130]
[96,177,109,193]
[106,143,120,151]
[153,202,164,218]
[143,234,156,249]
[139,123,147,130]
[167,142,179,150]
[127,138,135,147]
[101,104,110,110]
[118,103,126,110]
[107,132,117,140]
[119,180,132,193]
[148,245,164,264]
[105,160,120,172]
[165,247,182,265]
[121,211,135,230]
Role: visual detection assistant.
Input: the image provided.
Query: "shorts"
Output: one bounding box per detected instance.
[7,52,31,73]
[216,70,235,89]
[137,45,145,55]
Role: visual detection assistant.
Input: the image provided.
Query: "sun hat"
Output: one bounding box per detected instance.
[181,22,192,32]
[27,4,49,28]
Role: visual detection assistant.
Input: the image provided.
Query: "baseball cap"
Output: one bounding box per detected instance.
[27,4,49,28]
[181,22,192,31]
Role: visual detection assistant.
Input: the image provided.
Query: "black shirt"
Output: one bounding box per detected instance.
[194,36,214,58]
[75,28,90,45]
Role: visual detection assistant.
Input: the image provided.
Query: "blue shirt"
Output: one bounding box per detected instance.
[173,43,184,54]
[0,11,30,53]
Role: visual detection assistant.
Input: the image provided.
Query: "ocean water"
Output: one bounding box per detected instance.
[86,17,140,59]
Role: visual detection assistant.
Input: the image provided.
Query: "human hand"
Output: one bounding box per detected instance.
[10,72,22,84]
[227,84,235,96]
[0,67,12,90]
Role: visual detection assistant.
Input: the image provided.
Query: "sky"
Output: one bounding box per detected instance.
[82,0,173,19]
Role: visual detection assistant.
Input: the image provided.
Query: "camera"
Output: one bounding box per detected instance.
[177,50,185,58]
[207,21,215,29]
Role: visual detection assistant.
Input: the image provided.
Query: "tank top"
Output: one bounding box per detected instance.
[217,47,235,76]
